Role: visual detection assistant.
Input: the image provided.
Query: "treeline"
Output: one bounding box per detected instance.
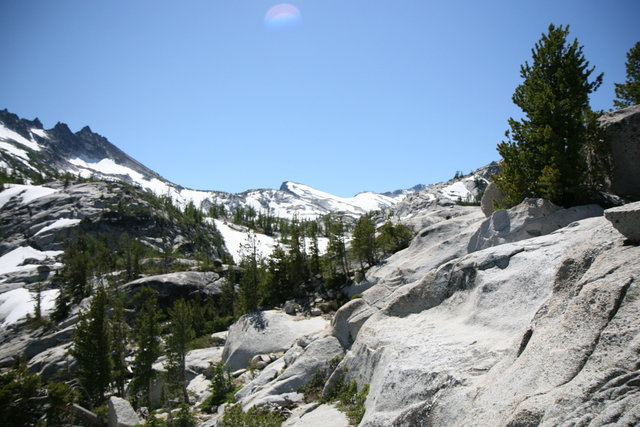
[232,213,413,316]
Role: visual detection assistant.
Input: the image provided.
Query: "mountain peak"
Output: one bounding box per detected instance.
[279,181,302,193]
[77,125,93,135]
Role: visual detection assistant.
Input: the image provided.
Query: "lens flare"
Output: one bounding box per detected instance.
[264,3,301,29]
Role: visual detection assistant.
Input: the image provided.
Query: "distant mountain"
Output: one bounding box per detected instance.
[0,109,499,221]
[0,109,409,219]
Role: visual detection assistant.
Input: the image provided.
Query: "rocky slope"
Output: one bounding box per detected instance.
[209,199,638,426]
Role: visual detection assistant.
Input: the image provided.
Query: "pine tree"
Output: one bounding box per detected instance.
[377,221,413,256]
[261,245,291,305]
[494,24,603,207]
[236,232,264,315]
[62,234,91,302]
[352,214,377,271]
[130,288,162,407]
[110,292,128,397]
[165,299,195,405]
[71,284,112,406]
[614,41,640,108]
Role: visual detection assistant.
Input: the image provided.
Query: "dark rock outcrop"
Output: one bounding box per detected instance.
[599,104,640,199]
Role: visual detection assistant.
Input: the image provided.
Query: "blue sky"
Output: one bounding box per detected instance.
[1,1,638,197]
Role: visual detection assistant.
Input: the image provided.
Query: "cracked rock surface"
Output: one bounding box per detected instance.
[330,200,639,426]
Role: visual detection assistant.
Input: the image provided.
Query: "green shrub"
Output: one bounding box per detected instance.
[218,405,284,427]
[200,363,235,413]
[166,404,197,427]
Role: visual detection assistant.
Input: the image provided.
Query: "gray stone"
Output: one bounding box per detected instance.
[329,213,640,426]
[283,300,299,315]
[108,396,141,427]
[222,310,328,371]
[239,336,344,411]
[468,198,603,252]
[598,104,640,199]
[122,271,222,302]
[604,201,640,243]
[185,347,224,375]
[283,403,350,427]
[480,182,504,217]
[235,358,286,401]
[186,374,212,405]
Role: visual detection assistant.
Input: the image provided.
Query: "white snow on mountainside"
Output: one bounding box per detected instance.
[0,115,492,226]
[0,119,407,219]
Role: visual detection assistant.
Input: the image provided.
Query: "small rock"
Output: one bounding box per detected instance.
[480,182,504,217]
[604,201,640,243]
[283,300,299,315]
[232,368,247,378]
[310,308,322,316]
[108,396,141,427]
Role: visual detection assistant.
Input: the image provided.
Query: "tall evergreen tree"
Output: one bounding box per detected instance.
[71,284,112,406]
[165,299,195,405]
[62,234,91,302]
[130,288,162,407]
[494,24,603,207]
[110,292,128,397]
[326,216,350,277]
[614,41,640,108]
[352,214,377,271]
[236,232,264,315]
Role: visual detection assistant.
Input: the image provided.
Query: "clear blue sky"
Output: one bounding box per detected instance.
[1,1,638,196]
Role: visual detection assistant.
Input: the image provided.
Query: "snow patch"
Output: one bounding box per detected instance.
[35,218,82,236]
[0,287,59,327]
[0,124,41,151]
[30,128,48,139]
[0,246,63,276]
[440,181,471,201]
[0,141,30,160]
[213,219,277,263]
[0,184,59,209]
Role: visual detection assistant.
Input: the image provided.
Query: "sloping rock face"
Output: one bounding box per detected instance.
[222,310,329,371]
[283,403,349,427]
[604,200,640,243]
[468,198,603,252]
[333,214,639,426]
[121,271,223,305]
[599,104,640,199]
[238,335,344,410]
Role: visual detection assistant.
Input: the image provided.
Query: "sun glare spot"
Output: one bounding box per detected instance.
[264,3,301,29]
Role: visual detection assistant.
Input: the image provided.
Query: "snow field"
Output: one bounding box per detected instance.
[0,246,63,277]
[35,218,82,236]
[0,287,59,327]
[0,184,59,209]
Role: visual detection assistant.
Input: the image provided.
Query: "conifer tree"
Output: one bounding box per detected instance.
[614,42,640,108]
[130,288,162,407]
[110,292,128,397]
[165,299,195,404]
[352,214,377,271]
[71,284,112,406]
[236,232,264,315]
[494,24,603,207]
[262,245,291,305]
